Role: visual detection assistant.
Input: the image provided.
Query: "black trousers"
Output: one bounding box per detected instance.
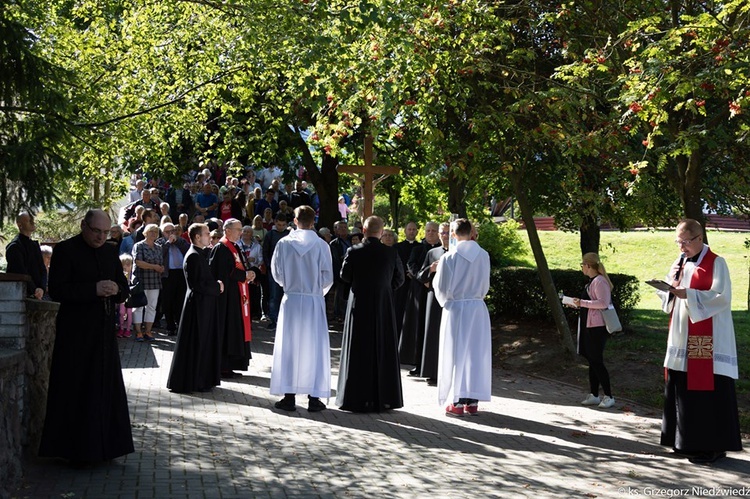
[579,325,611,397]
[162,271,187,331]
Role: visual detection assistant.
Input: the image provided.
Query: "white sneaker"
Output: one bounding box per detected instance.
[581,394,601,406]
[598,396,615,409]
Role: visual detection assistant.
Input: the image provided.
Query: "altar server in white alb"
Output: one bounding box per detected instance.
[434,218,492,416]
[656,218,741,465]
[269,205,334,412]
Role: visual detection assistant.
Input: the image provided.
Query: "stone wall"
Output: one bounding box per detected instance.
[0,278,27,499]
[0,351,24,499]
[0,276,59,499]
[24,298,59,453]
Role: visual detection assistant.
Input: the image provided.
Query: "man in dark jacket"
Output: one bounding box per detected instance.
[262,213,290,329]
[158,222,190,334]
[5,211,46,299]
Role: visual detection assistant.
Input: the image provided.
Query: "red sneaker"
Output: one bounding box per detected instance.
[445,404,465,417]
[465,403,479,415]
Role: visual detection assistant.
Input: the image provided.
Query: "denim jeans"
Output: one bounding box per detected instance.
[268,275,283,324]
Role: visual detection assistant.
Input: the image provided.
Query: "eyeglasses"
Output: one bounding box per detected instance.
[675,235,700,246]
[439,231,450,235]
[84,221,110,237]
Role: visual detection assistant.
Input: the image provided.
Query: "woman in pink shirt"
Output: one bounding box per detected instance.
[573,252,615,409]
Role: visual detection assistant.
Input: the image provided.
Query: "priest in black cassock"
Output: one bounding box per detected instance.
[337,216,405,412]
[210,218,255,378]
[394,221,418,336]
[416,222,450,384]
[39,210,134,463]
[399,221,441,376]
[168,223,224,393]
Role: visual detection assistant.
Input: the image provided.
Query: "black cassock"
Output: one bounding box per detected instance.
[337,237,405,412]
[39,234,134,461]
[398,239,440,366]
[167,245,222,393]
[210,241,252,372]
[394,239,417,336]
[416,245,448,379]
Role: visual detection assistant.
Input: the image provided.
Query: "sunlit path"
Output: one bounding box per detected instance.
[16,322,749,498]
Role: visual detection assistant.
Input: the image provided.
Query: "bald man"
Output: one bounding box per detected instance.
[39,210,134,463]
[5,211,46,299]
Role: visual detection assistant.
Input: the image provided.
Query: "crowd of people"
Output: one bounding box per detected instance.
[1,160,741,467]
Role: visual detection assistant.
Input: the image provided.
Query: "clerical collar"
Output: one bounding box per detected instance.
[686,254,700,263]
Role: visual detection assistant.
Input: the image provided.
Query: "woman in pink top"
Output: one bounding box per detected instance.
[572,252,615,409]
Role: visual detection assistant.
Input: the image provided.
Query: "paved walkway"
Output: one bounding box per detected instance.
[14,322,749,498]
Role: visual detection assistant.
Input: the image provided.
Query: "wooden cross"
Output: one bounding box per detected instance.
[338,135,401,218]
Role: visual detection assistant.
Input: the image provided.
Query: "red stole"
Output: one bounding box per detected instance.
[221,238,252,342]
[685,250,717,391]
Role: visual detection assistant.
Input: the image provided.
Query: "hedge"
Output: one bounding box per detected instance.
[486,267,641,329]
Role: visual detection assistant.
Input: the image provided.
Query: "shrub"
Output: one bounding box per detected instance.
[476,219,526,266]
[486,267,640,329]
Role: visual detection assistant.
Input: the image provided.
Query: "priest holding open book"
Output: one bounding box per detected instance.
[654,218,742,465]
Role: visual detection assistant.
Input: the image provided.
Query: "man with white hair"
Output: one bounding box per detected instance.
[210,218,255,377]
[129,179,145,203]
[124,188,158,221]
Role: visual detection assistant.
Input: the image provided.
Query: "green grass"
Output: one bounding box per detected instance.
[518,229,750,311]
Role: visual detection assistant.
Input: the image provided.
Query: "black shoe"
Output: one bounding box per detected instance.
[308,397,326,412]
[689,451,726,464]
[408,367,421,377]
[275,397,296,411]
[221,371,238,379]
[426,378,437,386]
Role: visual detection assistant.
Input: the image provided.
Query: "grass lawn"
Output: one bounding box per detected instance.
[505,228,750,432]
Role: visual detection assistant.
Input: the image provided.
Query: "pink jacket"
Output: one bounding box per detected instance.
[580,275,611,329]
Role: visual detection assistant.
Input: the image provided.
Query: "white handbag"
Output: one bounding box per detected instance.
[601,304,622,334]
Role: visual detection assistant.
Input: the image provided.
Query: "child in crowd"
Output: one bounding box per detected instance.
[118,254,134,338]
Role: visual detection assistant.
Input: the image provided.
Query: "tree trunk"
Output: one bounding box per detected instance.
[675,151,708,243]
[447,166,468,218]
[383,177,400,229]
[511,170,576,357]
[579,212,600,256]
[93,177,100,203]
[288,126,340,230]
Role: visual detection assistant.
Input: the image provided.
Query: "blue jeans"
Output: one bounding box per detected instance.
[268,275,283,324]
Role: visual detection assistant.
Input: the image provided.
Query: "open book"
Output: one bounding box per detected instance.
[646,279,673,292]
[560,295,576,306]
